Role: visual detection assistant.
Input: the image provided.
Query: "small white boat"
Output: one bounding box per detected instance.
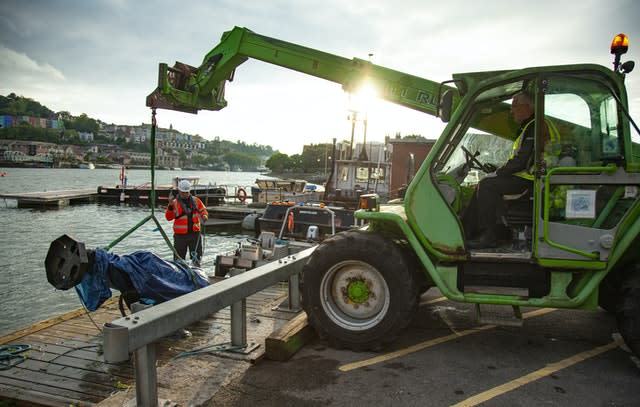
[78,162,95,170]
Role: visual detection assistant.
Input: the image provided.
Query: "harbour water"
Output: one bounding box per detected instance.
[0,167,261,337]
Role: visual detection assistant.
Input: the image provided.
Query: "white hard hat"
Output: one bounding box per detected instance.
[178,180,192,192]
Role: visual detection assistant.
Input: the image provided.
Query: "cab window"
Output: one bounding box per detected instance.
[543,76,623,167]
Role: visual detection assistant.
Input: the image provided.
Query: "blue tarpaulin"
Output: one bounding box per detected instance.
[75,248,209,311]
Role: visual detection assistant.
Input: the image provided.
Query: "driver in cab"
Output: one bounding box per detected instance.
[464,91,537,249]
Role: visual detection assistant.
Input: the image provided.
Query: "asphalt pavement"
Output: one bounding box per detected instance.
[208,290,640,406]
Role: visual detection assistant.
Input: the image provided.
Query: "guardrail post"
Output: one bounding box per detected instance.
[134,344,158,407]
[103,246,318,404]
[229,268,247,347]
[288,273,301,311]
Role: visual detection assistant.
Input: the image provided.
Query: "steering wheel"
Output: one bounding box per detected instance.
[460,146,496,173]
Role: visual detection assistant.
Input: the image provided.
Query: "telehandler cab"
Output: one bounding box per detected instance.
[147,28,640,357]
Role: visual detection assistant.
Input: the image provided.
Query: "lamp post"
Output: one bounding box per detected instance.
[359,112,369,162]
[348,110,358,160]
[324,144,331,176]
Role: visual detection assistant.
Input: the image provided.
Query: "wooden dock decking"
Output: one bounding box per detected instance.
[0,189,98,208]
[0,283,293,406]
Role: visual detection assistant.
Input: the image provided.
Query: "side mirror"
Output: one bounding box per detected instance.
[621,60,635,74]
[439,90,454,123]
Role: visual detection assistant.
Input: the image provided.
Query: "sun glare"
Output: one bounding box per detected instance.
[349,81,378,113]
[343,80,445,143]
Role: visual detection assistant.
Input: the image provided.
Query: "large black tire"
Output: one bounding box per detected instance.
[302,229,420,351]
[598,273,621,314]
[617,272,640,357]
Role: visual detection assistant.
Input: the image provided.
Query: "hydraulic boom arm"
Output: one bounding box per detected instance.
[146,26,456,118]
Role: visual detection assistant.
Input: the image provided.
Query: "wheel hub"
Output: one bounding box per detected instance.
[344,278,372,305]
[319,260,390,330]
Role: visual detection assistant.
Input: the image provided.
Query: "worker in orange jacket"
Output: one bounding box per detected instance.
[165,180,209,267]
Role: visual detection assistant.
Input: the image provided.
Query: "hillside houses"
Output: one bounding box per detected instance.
[98,123,206,149]
[0,138,185,168]
[0,115,64,130]
[1,118,207,168]
[0,140,55,167]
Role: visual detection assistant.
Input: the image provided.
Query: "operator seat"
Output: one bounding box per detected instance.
[499,143,578,237]
[501,188,533,227]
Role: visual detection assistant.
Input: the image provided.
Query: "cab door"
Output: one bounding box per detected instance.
[534,74,640,266]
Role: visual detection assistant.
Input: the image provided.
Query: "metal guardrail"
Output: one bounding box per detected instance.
[103,246,316,406]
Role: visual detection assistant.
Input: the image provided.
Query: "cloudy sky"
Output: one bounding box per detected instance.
[2,0,639,154]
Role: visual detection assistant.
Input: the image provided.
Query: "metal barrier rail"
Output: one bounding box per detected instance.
[103,246,316,406]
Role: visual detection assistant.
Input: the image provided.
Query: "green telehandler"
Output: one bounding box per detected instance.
[147,28,640,357]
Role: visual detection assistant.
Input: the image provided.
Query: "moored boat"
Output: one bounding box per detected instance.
[250,176,322,204]
[322,140,392,208]
[78,162,95,169]
[97,168,226,205]
[257,201,357,241]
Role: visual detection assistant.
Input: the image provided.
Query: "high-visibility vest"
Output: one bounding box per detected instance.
[511,118,561,180]
[165,196,208,234]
